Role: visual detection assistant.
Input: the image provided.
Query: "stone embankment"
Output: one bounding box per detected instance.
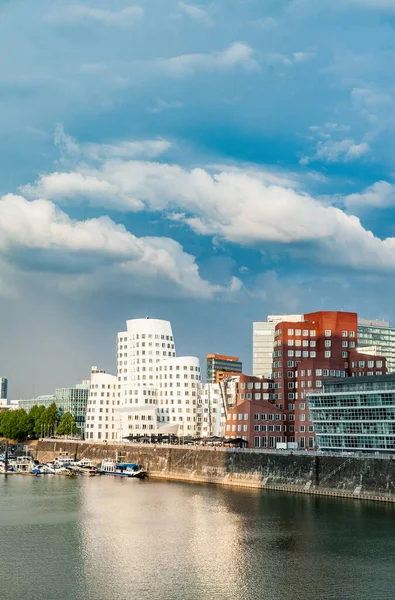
[35,440,395,503]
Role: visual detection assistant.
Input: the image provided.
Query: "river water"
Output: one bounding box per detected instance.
[0,476,394,600]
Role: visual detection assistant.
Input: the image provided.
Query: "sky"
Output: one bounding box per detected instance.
[2,0,395,398]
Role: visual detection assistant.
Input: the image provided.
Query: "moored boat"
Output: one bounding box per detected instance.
[98,460,147,479]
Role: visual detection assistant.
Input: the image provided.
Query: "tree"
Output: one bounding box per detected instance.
[41,402,59,437]
[29,405,46,437]
[56,412,79,437]
[0,409,31,442]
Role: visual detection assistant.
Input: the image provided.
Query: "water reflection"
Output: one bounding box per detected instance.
[1,477,395,600]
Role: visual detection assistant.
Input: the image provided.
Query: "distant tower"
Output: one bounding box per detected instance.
[0,377,8,402]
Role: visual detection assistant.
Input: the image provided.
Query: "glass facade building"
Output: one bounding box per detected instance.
[308,374,395,453]
[18,382,89,432]
[206,354,242,384]
[358,318,395,373]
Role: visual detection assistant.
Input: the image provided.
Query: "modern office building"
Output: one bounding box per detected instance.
[206,354,242,384]
[18,381,90,432]
[272,311,387,449]
[308,374,395,453]
[0,377,8,402]
[86,317,201,440]
[358,319,395,374]
[253,315,303,377]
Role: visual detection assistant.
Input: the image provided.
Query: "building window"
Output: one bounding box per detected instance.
[299,437,305,448]
[287,329,294,336]
[325,330,331,337]
[324,351,331,358]
[325,339,331,347]
[254,413,259,420]
[254,436,260,448]
[254,425,260,432]
[342,341,348,348]
[342,330,348,337]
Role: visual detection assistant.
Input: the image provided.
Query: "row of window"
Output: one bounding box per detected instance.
[253,424,282,432]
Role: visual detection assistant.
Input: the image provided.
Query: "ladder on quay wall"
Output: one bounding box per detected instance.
[319,457,355,486]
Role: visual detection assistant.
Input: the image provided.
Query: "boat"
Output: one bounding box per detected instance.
[98,460,147,479]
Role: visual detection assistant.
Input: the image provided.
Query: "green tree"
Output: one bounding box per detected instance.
[41,402,59,437]
[29,405,47,437]
[56,412,79,436]
[0,409,31,442]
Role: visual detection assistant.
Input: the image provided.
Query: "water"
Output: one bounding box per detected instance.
[0,477,394,600]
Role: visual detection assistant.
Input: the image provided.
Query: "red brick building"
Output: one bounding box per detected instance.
[225,400,283,448]
[272,311,387,449]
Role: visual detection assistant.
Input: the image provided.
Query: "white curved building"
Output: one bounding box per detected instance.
[87,318,201,440]
[156,356,200,435]
[85,368,121,441]
[117,318,175,390]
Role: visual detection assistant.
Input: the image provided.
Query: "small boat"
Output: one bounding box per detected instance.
[98,460,147,479]
[79,466,98,477]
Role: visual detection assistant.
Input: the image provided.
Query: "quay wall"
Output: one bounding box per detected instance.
[35,441,395,502]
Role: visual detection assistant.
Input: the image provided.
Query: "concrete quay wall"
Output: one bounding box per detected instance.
[35,441,395,503]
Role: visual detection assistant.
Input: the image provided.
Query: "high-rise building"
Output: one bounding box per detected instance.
[253,315,303,377]
[206,354,242,384]
[308,374,395,453]
[0,377,8,402]
[358,319,395,373]
[86,317,201,441]
[272,311,387,450]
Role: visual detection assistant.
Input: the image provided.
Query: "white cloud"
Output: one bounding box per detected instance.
[301,122,371,164]
[83,140,172,160]
[345,181,395,211]
[53,124,171,162]
[24,158,395,273]
[22,172,145,211]
[178,2,214,26]
[45,5,144,27]
[0,193,236,299]
[293,52,314,63]
[157,42,259,76]
[147,99,184,114]
[264,52,313,67]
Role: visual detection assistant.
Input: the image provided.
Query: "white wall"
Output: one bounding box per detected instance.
[85,371,120,441]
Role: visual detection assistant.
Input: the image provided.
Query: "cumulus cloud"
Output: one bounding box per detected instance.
[45,5,144,27]
[0,193,237,299]
[345,181,395,211]
[157,42,259,76]
[23,157,395,273]
[178,2,214,26]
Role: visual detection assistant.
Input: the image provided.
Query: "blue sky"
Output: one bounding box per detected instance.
[1,0,395,397]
